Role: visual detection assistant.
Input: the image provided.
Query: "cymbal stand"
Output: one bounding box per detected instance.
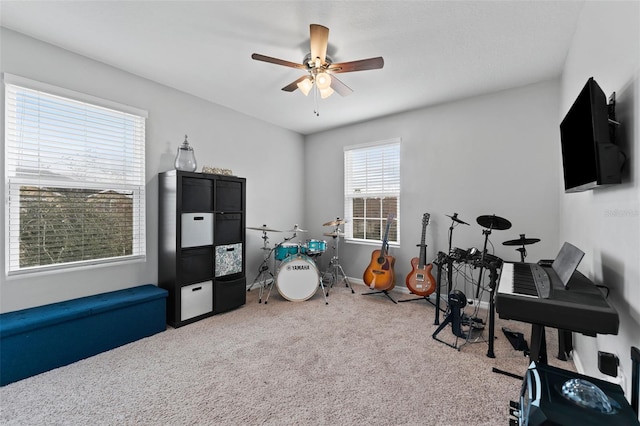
[516,246,527,262]
[248,230,275,303]
[486,263,498,358]
[323,225,354,296]
[433,251,451,325]
[448,219,455,256]
[429,215,465,321]
[263,231,299,304]
[437,215,462,315]
[474,224,493,299]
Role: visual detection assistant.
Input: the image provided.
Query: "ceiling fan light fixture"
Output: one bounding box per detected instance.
[297,77,313,96]
[315,72,332,90]
[251,24,384,114]
[319,86,334,99]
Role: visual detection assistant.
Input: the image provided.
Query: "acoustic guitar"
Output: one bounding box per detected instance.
[405,213,437,296]
[363,213,396,291]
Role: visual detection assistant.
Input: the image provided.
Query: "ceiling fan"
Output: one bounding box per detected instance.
[251,24,384,102]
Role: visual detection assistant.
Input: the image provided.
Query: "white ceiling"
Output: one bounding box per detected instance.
[0,1,585,135]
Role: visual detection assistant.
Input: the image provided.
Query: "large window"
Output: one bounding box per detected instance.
[4,74,147,275]
[344,139,400,245]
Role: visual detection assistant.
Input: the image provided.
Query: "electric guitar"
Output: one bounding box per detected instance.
[405,213,437,296]
[363,213,396,291]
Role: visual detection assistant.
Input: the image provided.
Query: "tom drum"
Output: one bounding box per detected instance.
[274,243,301,261]
[305,239,327,255]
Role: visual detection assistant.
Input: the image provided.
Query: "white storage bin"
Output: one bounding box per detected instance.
[181,213,213,248]
[180,281,213,321]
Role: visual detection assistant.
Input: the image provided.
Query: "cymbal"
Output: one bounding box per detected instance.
[503,234,541,246]
[446,212,469,225]
[323,218,347,226]
[286,225,308,232]
[323,231,345,237]
[476,214,512,230]
[247,225,282,232]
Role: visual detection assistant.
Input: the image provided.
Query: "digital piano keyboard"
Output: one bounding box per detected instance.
[496,262,619,363]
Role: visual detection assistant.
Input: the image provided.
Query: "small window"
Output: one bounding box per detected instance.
[4,74,147,275]
[344,139,400,245]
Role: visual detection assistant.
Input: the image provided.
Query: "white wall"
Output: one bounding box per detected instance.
[0,28,305,312]
[559,1,640,395]
[305,79,562,300]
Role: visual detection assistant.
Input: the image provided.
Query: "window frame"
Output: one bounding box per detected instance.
[343,138,401,247]
[4,73,148,276]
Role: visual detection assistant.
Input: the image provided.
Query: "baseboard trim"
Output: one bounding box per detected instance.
[572,348,585,374]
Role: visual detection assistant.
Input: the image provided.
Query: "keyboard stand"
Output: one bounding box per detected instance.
[530,324,548,364]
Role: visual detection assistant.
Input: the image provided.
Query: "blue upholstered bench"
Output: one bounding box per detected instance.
[0,284,168,386]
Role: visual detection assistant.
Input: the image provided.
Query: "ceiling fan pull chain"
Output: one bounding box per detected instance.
[314,84,320,116]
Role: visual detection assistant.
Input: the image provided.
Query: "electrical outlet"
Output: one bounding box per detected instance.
[598,351,619,377]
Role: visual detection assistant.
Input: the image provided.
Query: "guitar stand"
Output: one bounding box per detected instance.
[361,289,397,304]
[398,295,436,305]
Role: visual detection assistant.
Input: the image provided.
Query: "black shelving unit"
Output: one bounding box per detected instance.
[159,170,246,327]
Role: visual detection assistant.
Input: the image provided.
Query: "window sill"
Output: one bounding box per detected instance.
[5,255,146,279]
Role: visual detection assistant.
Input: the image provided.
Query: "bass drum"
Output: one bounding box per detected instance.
[276,255,319,301]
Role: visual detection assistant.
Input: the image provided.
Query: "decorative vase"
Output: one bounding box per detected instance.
[174,135,197,172]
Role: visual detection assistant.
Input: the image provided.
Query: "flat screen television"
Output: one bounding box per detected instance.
[560,77,621,193]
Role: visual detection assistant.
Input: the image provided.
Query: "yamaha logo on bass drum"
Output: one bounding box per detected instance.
[287,264,310,271]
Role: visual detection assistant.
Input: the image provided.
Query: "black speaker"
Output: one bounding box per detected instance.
[517,362,639,425]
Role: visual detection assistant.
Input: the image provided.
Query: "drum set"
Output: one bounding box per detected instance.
[247,218,351,304]
[433,212,542,353]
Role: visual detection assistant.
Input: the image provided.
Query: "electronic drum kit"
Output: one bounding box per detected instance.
[247,218,352,304]
[435,212,541,352]
[442,212,542,303]
[445,212,541,268]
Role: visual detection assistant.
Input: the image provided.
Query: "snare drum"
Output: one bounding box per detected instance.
[274,243,300,261]
[276,256,319,301]
[305,239,327,254]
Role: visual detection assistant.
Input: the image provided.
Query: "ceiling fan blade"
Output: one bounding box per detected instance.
[251,53,306,70]
[281,75,309,92]
[328,57,384,73]
[329,75,353,97]
[309,24,329,64]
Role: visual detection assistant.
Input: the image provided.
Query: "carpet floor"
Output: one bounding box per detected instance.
[0,282,575,425]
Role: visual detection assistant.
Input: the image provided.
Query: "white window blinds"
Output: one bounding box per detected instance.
[4,74,147,274]
[344,140,401,197]
[344,139,400,243]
